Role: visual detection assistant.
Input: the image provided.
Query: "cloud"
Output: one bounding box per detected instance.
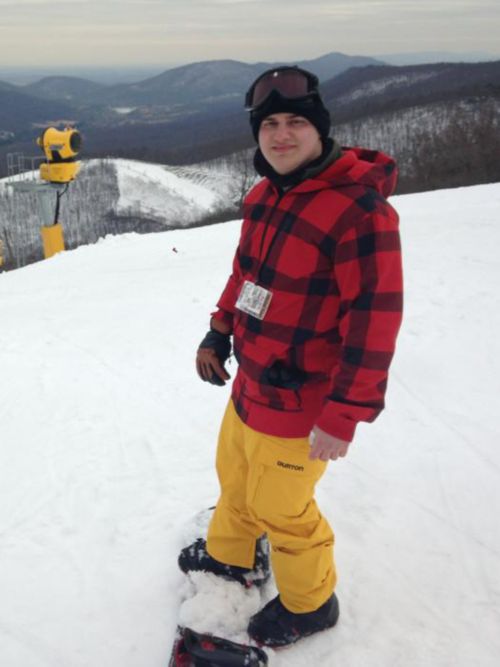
[0,0,498,67]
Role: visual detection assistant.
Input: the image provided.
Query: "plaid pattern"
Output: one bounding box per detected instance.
[212,147,403,441]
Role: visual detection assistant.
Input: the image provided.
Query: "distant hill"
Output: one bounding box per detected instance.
[0,80,18,93]
[375,51,498,66]
[321,61,500,122]
[21,52,383,109]
[24,76,105,103]
[90,59,258,108]
[296,51,386,81]
[0,85,77,134]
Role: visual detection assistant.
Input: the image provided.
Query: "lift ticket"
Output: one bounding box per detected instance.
[235,281,273,320]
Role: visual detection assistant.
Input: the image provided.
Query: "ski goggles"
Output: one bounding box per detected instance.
[245,66,320,111]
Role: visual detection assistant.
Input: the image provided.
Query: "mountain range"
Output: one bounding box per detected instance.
[321,60,500,122]
[4,52,382,113]
[0,51,499,179]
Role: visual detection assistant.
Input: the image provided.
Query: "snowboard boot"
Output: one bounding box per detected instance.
[248,593,339,647]
[178,536,270,588]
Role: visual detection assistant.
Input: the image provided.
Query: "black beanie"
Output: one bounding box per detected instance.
[250,90,331,142]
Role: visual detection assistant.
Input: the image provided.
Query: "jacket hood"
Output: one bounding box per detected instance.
[304,146,398,198]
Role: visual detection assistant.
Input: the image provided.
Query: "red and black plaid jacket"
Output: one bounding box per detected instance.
[212,147,403,441]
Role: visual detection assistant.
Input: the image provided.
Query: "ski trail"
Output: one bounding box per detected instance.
[340,454,500,561]
[0,618,68,667]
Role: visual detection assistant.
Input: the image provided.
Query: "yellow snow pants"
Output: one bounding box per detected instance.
[207,399,336,613]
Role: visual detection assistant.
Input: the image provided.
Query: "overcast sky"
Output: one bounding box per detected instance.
[1,0,499,68]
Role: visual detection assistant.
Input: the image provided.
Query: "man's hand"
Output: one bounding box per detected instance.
[196,346,231,385]
[309,425,351,461]
[196,323,231,386]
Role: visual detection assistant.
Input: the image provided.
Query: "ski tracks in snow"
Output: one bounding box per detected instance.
[391,370,500,561]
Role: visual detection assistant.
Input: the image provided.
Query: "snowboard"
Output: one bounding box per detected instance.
[169,508,272,667]
[169,625,268,666]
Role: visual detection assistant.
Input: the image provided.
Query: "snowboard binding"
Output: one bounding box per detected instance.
[170,626,268,666]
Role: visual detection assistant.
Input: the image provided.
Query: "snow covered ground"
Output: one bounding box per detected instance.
[0,182,499,666]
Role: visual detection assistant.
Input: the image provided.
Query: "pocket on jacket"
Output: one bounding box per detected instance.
[242,381,303,412]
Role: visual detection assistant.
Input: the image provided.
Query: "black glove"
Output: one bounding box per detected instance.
[197,329,231,386]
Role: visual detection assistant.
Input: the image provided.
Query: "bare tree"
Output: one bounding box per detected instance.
[408,100,500,192]
[232,148,257,210]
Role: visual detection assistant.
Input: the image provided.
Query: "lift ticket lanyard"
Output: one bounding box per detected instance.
[236,195,291,321]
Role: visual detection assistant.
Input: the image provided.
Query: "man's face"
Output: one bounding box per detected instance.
[258,113,323,175]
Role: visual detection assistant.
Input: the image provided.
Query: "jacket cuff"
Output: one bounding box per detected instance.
[315,404,358,442]
[210,308,234,331]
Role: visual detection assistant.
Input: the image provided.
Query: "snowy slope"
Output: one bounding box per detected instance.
[113,158,251,224]
[0,156,253,271]
[0,183,499,666]
[114,159,223,222]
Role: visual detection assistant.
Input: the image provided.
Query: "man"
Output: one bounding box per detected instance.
[179,66,403,647]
